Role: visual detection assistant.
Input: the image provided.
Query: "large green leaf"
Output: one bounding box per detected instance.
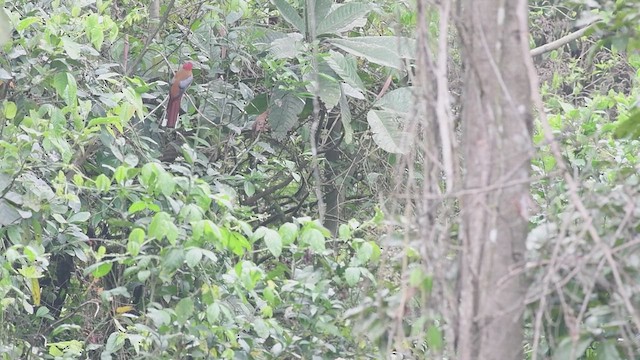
[326,50,365,91]
[305,60,341,109]
[376,87,415,114]
[269,91,305,140]
[552,337,592,360]
[316,3,371,35]
[0,200,21,227]
[314,0,333,24]
[367,109,409,154]
[272,0,305,33]
[329,36,416,69]
[613,107,640,139]
[269,32,305,59]
[0,9,12,46]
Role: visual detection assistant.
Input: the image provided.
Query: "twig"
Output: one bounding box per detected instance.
[530,18,601,57]
[125,0,177,76]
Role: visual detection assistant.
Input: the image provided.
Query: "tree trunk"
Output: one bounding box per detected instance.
[456,0,532,359]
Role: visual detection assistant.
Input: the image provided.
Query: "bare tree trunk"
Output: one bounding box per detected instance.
[456,0,533,359]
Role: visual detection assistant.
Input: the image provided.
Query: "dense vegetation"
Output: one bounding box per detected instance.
[0,0,639,359]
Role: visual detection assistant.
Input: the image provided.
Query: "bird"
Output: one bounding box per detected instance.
[166,62,193,128]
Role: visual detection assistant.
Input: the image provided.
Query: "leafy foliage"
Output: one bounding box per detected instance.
[0,0,421,358]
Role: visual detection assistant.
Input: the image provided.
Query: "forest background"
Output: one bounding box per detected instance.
[1,0,640,359]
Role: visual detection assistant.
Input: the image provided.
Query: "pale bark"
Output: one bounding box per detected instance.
[456,0,533,359]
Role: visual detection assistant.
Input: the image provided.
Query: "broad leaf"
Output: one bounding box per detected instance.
[326,51,365,91]
[329,36,416,69]
[0,10,12,46]
[316,3,371,35]
[263,228,283,257]
[376,87,415,114]
[272,0,305,33]
[367,109,409,154]
[175,297,194,325]
[305,61,341,109]
[314,0,333,24]
[269,32,305,59]
[269,91,305,140]
[552,337,592,360]
[344,267,361,286]
[0,200,21,226]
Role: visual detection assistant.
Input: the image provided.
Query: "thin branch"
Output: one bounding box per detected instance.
[530,18,601,57]
[125,0,176,76]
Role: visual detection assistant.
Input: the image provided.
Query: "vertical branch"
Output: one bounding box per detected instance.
[456,0,533,359]
[306,0,326,222]
[435,0,455,193]
[125,0,176,76]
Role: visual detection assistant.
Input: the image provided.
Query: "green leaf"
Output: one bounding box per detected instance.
[228,231,251,256]
[3,100,16,119]
[356,242,373,263]
[91,262,113,278]
[253,318,269,338]
[206,303,221,324]
[269,91,305,140]
[180,204,204,222]
[272,0,305,32]
[147,308,171,327]
[87,116,120,128]
[138,270,151,282]
[305,62,341,109]
[157,170,176,196]
[269,32,304,59]
[300,228,325,251]
[0,67,11,80]
[426,325,443,351]
[279,223,298,246]
[316,3,371,35]
[148,212,174,242]
[376,87,415,114]
[327,50,365,91]
[128,201,147,214]
[53,73,68,98]
[61,37,82,60]
[85,14,104,49]
[344,267,360,286]
[613,108,640,139]
[244,181,256,197]
[162,248,185,272]
[127,228,145,256]
[16,16,40,31]
[595,341,622,360]
[122,87,145,122]
[175,297,194,325]
[185,248,203,268]
[94,174,111,192]
[552,336,592,360]
[0,10,11,46]
[68,212,90,223]
[315,0,333,23]
[263,228,283,257]
[367,110,409,154]
[36,306,51,318]
[329,36,416,70]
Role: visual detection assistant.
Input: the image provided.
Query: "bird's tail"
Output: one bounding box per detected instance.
[166,97,181,128]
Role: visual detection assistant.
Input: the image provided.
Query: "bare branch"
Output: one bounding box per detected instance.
[530,18,601,57]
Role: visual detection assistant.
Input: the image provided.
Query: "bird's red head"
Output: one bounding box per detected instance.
[183,62,193,71]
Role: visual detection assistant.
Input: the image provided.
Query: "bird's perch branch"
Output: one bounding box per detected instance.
[530,18,602,57]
